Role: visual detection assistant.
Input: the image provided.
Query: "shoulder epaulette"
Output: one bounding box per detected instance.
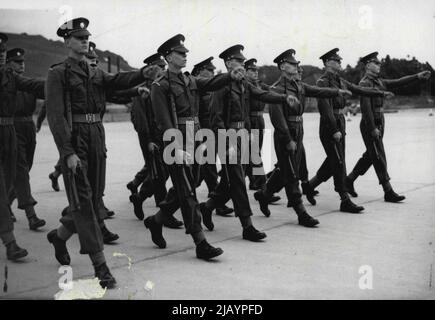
[49,61,66,70]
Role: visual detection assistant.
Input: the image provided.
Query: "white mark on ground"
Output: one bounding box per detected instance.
[113,252,132,269]
[54,278,106,300]
[144,280,154,291]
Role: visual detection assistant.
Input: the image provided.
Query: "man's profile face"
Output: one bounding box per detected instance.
[65,35,89,55]
[225,58,244,72]
[9,60,25,74]
[281,61,299,76]
[325,59,342,72]
[198,68,214,79]
[167,51,187,69]
[366,61,381,75]
[246,69,258,81]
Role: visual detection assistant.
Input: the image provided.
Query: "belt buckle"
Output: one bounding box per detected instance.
[85,113,95,123]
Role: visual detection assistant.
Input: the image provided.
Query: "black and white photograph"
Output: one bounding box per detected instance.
[0,0,434,304]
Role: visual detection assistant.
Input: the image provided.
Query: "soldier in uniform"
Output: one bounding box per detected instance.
[1,32,45,260]
[304,48,392,213]
[200,45,299,240]
[144,34,244,260]
[6,48,46,230]
[85,41,117,220]
[345,52,431,202]
[128,53,183,229]
[263,65,317,208]
[45,18,147,288]
[243,58,268,191]
[253,49,352,226]
[192,57,234,217]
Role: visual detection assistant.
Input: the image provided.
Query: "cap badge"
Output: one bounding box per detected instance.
[80,22,85,28]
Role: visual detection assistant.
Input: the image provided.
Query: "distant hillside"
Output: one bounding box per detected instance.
[5,33,135,78]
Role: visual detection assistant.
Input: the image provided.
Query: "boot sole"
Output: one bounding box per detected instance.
[8,250,28,261]
[99,278,117,289]
[197,248,224,260]
[30,220,46,230]
[103,235,119,244]
[163,222,184,229]
[243,233,267,241]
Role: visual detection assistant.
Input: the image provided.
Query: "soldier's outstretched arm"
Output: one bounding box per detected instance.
[381,73,421,90]
[45,68,75,159]
[248,81,288,104]
[15,74,45,99]
[101,69,145,91]
[303,82,340,98]
[195,73,232,93]
[343,79,388,97]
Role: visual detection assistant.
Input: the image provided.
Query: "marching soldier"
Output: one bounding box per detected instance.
[263,65,317,208]
[85,41,117,220]
[192,57,234,217]
[1,32,45,260]
[345,52,431,202]
[253,49,352,226]
[200,45,299,239]
[45,17,147,288]
[305,48,392,213]
[144,34,244,260]
[6,48,46,230]
[128,52,183,229]
[243,58,268,191]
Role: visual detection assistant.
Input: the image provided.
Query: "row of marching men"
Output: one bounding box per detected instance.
[0,17,430,290]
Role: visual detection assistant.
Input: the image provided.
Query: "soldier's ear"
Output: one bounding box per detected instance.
[64,36,72,48]
[165,53,173,64]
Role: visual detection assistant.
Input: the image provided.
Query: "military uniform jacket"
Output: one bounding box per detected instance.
[359,73,420,133]
[131,79,161,145]
[151,70,232,149]
[316,71,385,136]
[210,79,287,133]
[248,80,269,113]
[198,91,212,128]
[0,66,44,117]
[269,76,339,145]
[14,91,40,117]
[46,57,145,159]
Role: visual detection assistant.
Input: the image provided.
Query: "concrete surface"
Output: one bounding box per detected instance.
[0,109,434,300]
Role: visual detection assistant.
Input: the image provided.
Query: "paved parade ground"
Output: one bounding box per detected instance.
[0,108,434,300]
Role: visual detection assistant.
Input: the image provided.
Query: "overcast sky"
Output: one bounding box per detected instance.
[1,0,434,71]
